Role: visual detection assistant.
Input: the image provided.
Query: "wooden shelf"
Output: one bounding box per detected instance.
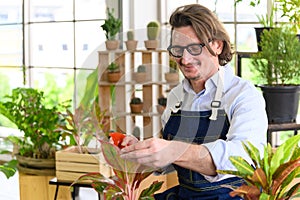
[98,49,179,138]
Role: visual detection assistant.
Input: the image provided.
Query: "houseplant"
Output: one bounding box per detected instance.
[101,8,122,50]
[144,21,160,50]
[0,87,69,175]
[130,97,143,113]
[55,101,111,181]
[133,64,148,83]
[157,96,167,114]
[250,27,300,123]
[72,132,164,199]
[217,134,300,199]
[107,62,121,83]
[165,58,179,83]
[125,29,138,51]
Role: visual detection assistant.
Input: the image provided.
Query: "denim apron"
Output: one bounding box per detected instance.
[154,109,244,200]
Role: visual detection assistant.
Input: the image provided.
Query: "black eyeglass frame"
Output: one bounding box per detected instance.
[167,43,206,58]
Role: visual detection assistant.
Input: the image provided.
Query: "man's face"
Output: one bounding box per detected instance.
[170,26,220,82]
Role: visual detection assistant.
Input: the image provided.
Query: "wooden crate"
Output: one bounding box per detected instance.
[55,146,112,182]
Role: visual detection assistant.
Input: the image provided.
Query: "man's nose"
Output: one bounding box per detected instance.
[181,49,193,64]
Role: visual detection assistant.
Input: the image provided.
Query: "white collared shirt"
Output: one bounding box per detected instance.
[161,64,268,182]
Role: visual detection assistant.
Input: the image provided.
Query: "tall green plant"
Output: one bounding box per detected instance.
[217,134,300,199]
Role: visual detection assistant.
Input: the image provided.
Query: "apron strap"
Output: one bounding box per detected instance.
[210,67,224,120]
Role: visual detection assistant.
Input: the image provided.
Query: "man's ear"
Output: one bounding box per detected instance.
[214,39,224,55]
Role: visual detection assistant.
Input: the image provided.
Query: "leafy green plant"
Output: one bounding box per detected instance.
[72,137,163,199]
[275,0,300,32]
[57,101,109,154]
[251,27,300,85]
[217,134,300,200]
[147,21,160,40]
[101,8,122,40]
[108,62,120,73]
[0,87,69,159]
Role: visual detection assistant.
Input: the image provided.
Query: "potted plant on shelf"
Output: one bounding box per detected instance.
[165,58,179,83]
[0,87,69,175]
[125,29,138,51]
[72,132,164,199]
[101,8,122,51]
[130,97,143,113]
[132,64,148,83]
[144,21,160,50]
[250,26,300,123]
[217,134,300,200]
[157,96,167,114]
[107,62,121,83]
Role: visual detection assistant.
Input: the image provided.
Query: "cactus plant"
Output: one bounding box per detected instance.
[137,64,146,73]
[127,30,135,40]
[147,21,160,40]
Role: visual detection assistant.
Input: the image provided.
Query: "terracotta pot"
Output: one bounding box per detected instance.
[144,40,159,50]
[125,40,138,51]
[133,72,148,83]
[165,72,179,82]
[105,40,120,50]
[107,72,121,83]
[130,103,143,113]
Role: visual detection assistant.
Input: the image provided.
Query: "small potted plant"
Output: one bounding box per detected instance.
[107,62,121,83]
[101,8,122,50]
[144,21,160,50]
[250,27,300,123]
[217,134,300,199]
[125,29,138,51]
[165,58,179,83]
[130,97,143,113]
[132,64,148,83]
[157,96,167,114]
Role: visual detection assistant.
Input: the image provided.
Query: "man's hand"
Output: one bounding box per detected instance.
[120,138,190,169]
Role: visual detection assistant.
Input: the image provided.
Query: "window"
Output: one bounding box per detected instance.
[0,0,107,111]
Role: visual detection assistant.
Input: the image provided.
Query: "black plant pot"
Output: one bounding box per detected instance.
[258,85,300,124]
[254,27,273,51]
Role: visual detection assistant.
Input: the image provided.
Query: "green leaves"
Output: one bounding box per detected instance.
[0,159,17,179]
[218,135,300,199]
[0,87,69,159]
[73,140,163,199]
[101,8,122,40]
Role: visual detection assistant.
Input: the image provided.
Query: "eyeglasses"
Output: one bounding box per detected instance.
[167,43,206,58]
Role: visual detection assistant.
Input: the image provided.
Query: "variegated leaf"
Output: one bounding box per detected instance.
[229,156,255,176]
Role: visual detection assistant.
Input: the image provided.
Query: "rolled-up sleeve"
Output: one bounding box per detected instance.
[202,82,268,182]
